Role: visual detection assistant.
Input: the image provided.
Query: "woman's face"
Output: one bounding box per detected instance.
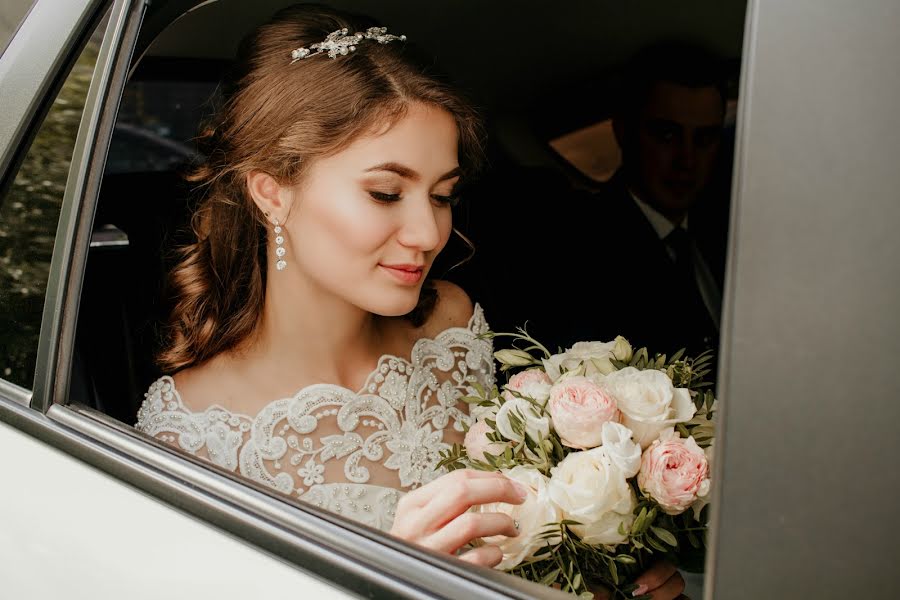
[284,102,460,316]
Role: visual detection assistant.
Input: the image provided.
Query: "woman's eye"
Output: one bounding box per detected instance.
[369,191,401,202]
[431,194,460,207]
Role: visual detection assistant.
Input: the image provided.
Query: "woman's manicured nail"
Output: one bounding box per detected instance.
[512,482,528,500]
[632,584,649,597]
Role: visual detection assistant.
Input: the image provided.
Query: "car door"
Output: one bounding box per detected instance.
[708,1,900,598]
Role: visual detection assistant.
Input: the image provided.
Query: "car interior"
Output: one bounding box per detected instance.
[71,0,747,427]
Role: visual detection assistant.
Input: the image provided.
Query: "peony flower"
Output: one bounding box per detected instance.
[548,423,641,546]
[506,369,552,403]
[599,367,695,448]
[691,441,714,520]
[479,466,562,570]
[495,395,551,446]
[463,419,507,462]
[546,376,620,449]
[638,428,710,515]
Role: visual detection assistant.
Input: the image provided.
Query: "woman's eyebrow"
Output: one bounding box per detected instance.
[364,162,461,182]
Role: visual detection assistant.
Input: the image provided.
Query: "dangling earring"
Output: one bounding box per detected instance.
[273,218,287,271]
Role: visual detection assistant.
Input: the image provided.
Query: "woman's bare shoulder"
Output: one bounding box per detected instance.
[421,280,476,338]
[169,356,249,413]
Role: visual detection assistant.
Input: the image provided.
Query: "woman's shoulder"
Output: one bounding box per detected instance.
[420,280,478,339]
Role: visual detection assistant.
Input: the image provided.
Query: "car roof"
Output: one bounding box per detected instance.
[139,0,746,132]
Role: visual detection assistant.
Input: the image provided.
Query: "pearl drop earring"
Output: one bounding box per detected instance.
[273,218,287,271]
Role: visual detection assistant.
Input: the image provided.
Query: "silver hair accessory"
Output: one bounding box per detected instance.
[290,27,407,63]
[273,218,287,271]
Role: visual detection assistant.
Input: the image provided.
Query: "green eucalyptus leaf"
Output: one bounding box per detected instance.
[651,526,678,547]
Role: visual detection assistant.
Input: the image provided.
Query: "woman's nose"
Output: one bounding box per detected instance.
[397,197,442,251]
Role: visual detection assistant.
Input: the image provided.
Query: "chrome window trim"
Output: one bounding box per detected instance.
[0,378,32,407]
[0,0,37,60]
[31,0,141,412]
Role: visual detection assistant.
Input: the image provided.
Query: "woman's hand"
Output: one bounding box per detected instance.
[389,469,528,567]
[592,561,685,600]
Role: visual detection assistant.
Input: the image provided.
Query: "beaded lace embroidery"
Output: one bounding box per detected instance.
[135,305,494,530]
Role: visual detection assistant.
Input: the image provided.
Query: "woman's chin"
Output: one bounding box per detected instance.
[362,290,422,317]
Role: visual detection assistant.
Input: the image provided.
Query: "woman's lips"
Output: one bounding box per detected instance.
[379,264,424,285]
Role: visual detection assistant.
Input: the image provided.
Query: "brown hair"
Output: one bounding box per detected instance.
[157,3,485,373]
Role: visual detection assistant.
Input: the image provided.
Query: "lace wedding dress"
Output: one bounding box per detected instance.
[135,305,494,531]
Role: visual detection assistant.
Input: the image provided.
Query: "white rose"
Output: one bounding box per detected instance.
[479,466,562,570]
[548,426,641,546]
[542,341,617,381]
[495,395,551,446]
[599,367,696,448]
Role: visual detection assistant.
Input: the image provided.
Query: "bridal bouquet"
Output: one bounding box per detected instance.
[438,333,716,599]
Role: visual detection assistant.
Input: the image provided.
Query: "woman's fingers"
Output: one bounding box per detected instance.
[399,469,508,510]
[457,544,503,568]
[646,571,684,600]
[411,475,527,532]
[633,560,679,594]
[424,511,519,554]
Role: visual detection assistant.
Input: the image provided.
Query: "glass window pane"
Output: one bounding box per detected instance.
[0,17,107,389]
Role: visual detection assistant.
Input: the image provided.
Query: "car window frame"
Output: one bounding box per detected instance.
[0,1,568,598]
[0,0,114,401]
[0,1,37,60]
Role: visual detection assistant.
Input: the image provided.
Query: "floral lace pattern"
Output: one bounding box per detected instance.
[135,305,494,530]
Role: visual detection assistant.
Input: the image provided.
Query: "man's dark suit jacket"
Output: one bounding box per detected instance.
[454,168,728,363]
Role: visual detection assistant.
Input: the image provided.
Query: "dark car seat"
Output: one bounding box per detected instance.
[73,169,192,423]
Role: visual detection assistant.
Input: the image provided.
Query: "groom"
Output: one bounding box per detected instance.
[465,42,731,362]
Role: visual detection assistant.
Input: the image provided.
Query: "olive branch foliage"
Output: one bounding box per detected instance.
[436,328,716,598]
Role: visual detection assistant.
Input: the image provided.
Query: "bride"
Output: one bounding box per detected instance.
[135,4,683,598]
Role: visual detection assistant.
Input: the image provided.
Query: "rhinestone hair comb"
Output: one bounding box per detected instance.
[290,27,407,63]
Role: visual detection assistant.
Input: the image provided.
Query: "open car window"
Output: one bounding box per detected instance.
[25,1,743,598]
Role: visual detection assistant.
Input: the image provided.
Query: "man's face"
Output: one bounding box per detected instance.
[630,82,724,219]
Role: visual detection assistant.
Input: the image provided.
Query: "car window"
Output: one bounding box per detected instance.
[550,99,740,184]
[0,14,108,389]
[105,79,215,174]
[0,0,34,57]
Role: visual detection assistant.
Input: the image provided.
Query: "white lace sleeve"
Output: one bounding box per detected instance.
[135,376,253,472]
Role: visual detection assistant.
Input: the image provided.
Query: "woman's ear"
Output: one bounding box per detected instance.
[247,170,292,224]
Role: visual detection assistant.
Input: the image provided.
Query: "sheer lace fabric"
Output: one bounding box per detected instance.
[135,305,494,531]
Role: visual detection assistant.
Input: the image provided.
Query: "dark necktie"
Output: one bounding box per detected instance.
[665,227,695,283]
[664,227,718,348]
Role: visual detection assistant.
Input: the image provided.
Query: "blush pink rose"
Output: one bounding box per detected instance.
[547,376,621,449]
[637,428,711,515]
[506,369,553,403]
[463,419,507,462]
